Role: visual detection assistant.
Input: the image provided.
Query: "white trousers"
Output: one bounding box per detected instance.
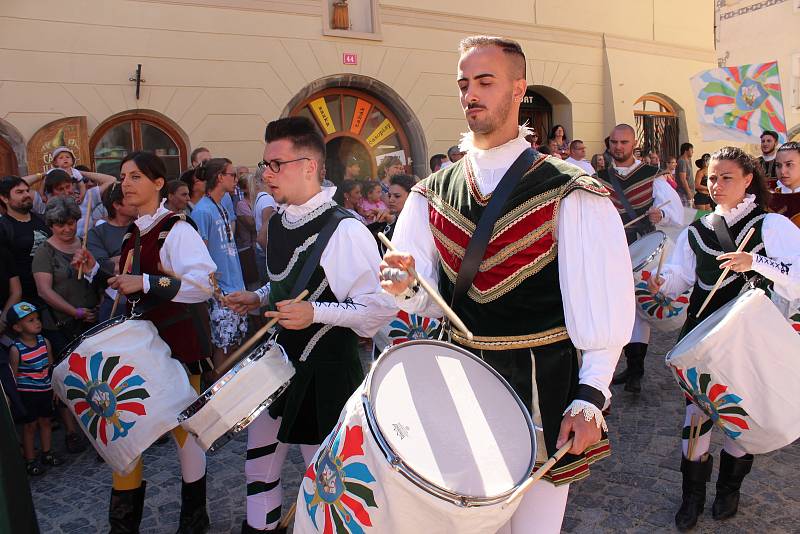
[495,481,570,534]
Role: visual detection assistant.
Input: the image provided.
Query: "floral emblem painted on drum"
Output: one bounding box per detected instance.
[62,352,149,445]
[789,310,800,334]
[672,366,750,439]
[302,423,378,533]
[635,271,690,320]
[388,311,440,345]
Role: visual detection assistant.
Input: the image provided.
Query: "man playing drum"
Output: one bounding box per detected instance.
[107,151,217,533]
[381,36,635,533]
[649,146,800,531]
[597,124,683,394]
[225,117,397,534]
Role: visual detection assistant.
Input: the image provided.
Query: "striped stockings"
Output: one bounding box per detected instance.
[245,412,319,531]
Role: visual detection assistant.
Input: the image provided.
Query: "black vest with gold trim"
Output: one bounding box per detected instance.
[414,155,609,351]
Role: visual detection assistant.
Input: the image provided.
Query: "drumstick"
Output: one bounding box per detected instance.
[77,194,93,279]
[377,232,474,341]
[623,201,671,229]
[696,227,755,317]
[654,247,668,282]
[687,415,698,460]
[110,253,134,318]
[503,438,574,508]
[278,503,296,529]
[215,289,310,376]
[157,264,214,296]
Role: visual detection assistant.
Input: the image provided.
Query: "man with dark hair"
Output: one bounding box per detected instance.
[597,124,682,395]
[429,153,447,172]
[447,145,465,163]
[758,130,779,187]
[676,142,695,204]
[0,177,51,304]
[382,35,634,532]
[225,116,396,533]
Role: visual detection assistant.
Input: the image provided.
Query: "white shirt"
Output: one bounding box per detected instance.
[564,156,596,176]
[260,188,398,338]
[660,195,800,304]
[393,127,635,401]
[253,191,277,235]
[777,181,800,194]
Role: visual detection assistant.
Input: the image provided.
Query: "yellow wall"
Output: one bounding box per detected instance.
[0,0,717,173]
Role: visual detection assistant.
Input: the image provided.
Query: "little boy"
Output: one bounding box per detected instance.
[8,302,63,476]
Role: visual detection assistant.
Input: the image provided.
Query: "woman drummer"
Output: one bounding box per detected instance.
[107,151,217,533]
[649,146,800,531]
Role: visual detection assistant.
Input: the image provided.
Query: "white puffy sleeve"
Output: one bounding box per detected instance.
[314,219,399,338]
[653,176,684,228]
[387,190,446,319]
[558,189,636,402]
[150,220,216,303]
[659,227,697,299]
[754,213,800,302]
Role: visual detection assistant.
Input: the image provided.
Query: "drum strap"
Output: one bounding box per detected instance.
[451,148,537,308]
[607,168,639,223]
[289,206,352,299]
[711,214,737,252]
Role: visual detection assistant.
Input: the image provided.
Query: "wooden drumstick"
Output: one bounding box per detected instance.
[77,194,93,279]
[110,253,134,318]
[215,289,309,376]
[279,503,296,529]
[157,264,215,296]
[503,438,574,508]
[378,232,474,341]
[696,227,755,318]
[654,247,668,283]
[623,201,671,229]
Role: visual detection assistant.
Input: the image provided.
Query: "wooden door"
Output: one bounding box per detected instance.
[0,137,18,176]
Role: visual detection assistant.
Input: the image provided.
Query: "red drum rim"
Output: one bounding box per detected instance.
[363,339,537,507]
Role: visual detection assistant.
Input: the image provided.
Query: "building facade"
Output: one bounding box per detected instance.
[0,0,717,180]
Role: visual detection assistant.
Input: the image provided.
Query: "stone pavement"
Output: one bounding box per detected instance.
[29,331,800,533]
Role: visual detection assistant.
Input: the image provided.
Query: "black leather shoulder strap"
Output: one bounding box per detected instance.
[289,207,352,299]
[711,214,737,252]
[451,148,537,307]
[607,168,639,222]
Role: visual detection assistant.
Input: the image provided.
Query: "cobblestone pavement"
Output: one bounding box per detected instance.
[30,331,800,533]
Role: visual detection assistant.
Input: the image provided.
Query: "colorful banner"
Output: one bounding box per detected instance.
[690,61,787,144]
[350,98,372,135]
[366,118,396,147]
[309,97,337,135]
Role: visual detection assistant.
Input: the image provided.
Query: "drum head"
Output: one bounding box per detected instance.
[628,231,666,272]
[367,340,535,500]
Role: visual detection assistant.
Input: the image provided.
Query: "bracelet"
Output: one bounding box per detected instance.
[75,307,85,320]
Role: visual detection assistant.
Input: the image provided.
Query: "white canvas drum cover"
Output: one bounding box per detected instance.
[369,341,534,498]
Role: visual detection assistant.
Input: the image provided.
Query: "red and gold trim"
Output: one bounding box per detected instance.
[451,326,569,350]
[598,165,656,213]
[536,438,611,486]
[463,154,549,206]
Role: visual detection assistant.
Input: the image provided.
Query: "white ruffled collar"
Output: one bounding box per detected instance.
[706,194,756,226]
[135,205,172,233]
[777,181,800,194]
[458,126,533,171]
[279,186,337,227]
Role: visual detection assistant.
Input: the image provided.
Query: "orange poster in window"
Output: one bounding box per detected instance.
[309,97,337,135]
[350,99,372,135]
[366,119,395,147]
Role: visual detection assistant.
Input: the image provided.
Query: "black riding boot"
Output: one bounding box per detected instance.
[175,475,210,533]
[612,343,647,392]
[712,450,753,520]
[241,519,286,533]
[109,482,146,534]
[675,455,713,532]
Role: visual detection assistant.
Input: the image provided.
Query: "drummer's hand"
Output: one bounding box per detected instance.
[717,251,753,273]
[557,411,602,455]
[108,274,144,295]
[380,251,416,295]
[225,290,260,315]
[647,274,665,294]
[71,248,96,271]
[264,300,314,330]
[647,206,663,224]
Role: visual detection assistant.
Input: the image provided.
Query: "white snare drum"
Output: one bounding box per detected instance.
[52,317,196,474]
[666,289,800,454]
[629,231,692,331]
[178,339,294,451]
[293,340,536,534]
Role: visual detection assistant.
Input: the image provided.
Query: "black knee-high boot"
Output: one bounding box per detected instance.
[241,519,286,533]
[675,455,713,532]
[612,343,648,393]
[712,450,753,520]
[175,475,210,533]
[109,482,146,534]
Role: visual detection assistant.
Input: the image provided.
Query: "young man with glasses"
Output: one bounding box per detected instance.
[226,117,396,533]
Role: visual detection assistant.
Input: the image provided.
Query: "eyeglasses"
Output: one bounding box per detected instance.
[221,172,237,177]
[258,157,311,174]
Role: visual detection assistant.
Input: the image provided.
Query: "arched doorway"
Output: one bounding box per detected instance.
[518,90,552,141]
[0,118,27,176]
[634,94,680,161]
[90,111,188,179]
[290,88,412,184]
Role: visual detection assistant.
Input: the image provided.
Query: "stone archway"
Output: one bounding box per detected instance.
[0,118,27,175]
[283,75,428,179]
